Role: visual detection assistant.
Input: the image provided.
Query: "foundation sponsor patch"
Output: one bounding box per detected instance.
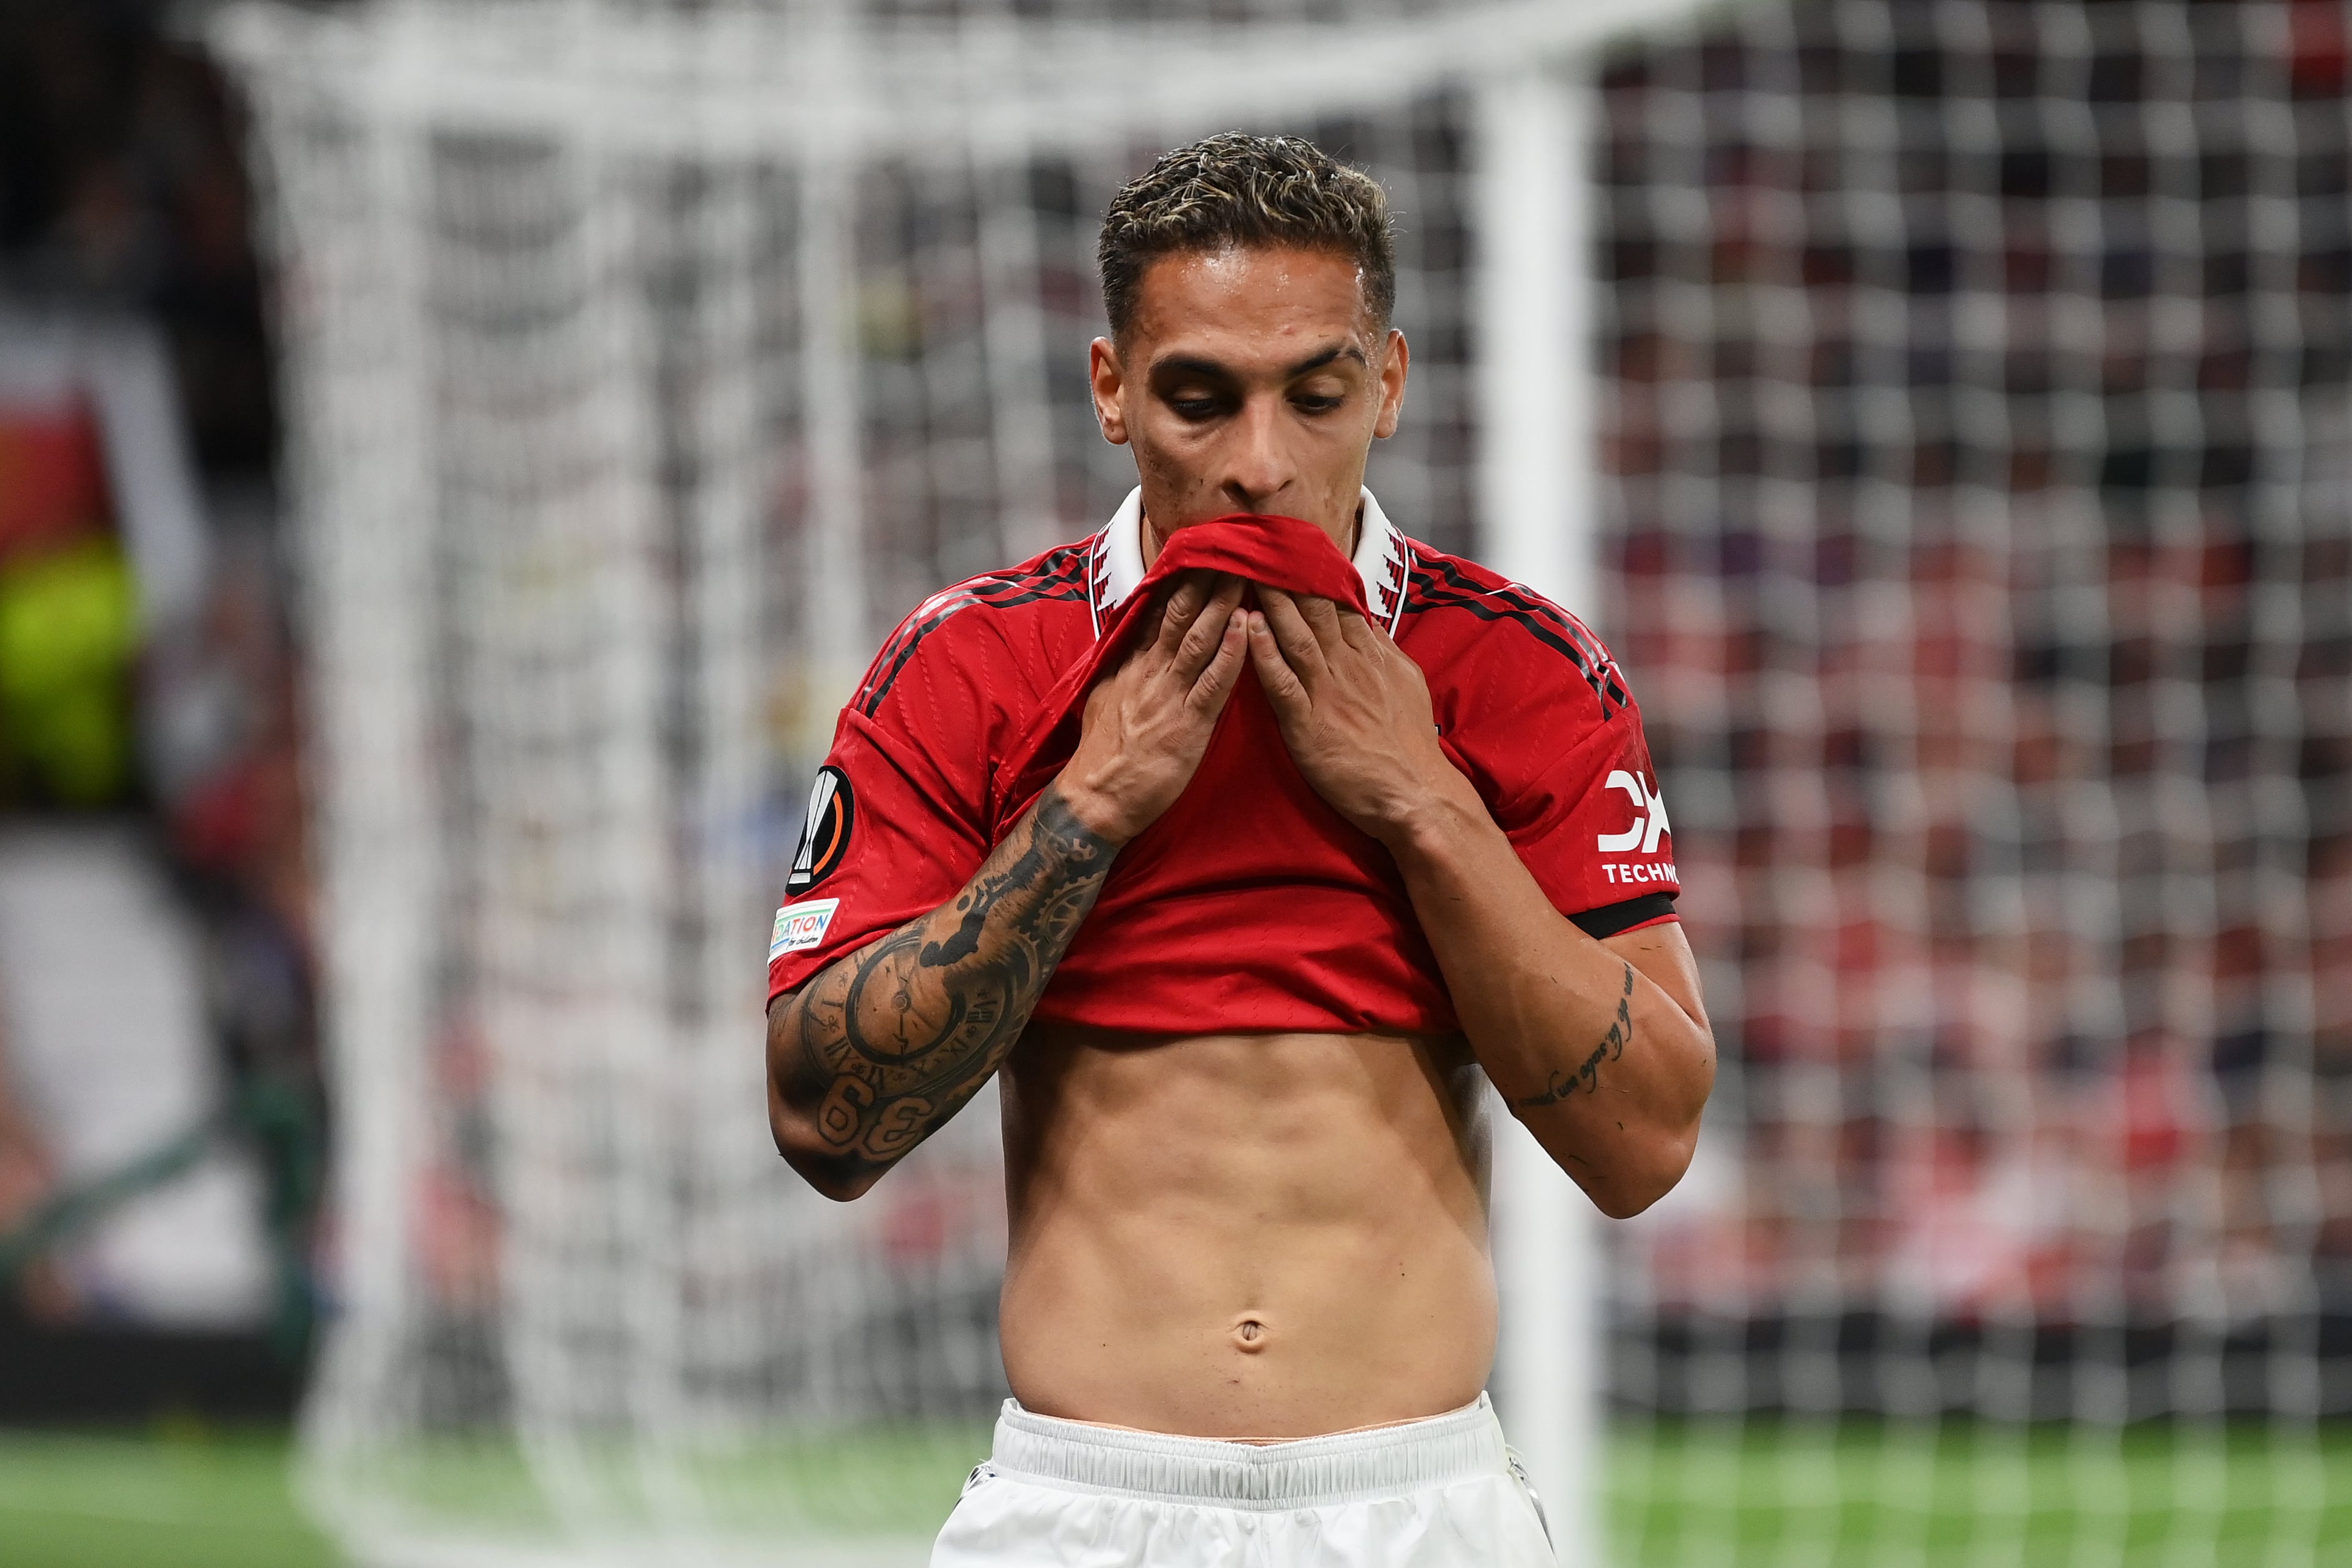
[770,898,840,960]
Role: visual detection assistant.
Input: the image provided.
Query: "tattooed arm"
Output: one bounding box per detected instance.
[769,572,1252,1201]
[1393,852,1715,1220]
[766,786,1116,1199]
[1244,588,1715,1219]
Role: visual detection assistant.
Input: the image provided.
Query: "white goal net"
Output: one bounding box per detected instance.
[216,1,1670,1563]
[217,0,2349,1564]
[1597,1,2350,1561]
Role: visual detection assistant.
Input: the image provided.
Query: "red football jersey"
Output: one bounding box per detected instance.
[767,490,1680,1036]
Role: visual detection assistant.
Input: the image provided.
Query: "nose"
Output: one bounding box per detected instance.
[1218,394,1295,514]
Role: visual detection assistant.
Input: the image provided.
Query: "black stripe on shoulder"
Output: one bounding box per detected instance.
[1409,555,1631,718]
[855,546,1090,718]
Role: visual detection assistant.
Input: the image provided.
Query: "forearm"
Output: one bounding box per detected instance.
[767,782,1117,1199]
[1380,779,1715,1217]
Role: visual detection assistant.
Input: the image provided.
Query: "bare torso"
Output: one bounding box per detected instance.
[998,1026,1495,1440]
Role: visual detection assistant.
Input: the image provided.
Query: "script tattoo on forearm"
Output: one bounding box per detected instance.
[773,785,1115,1186]
[1511,961,1635,1110]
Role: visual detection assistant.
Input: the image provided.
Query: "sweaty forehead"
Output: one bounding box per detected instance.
[1124,244,1382,359]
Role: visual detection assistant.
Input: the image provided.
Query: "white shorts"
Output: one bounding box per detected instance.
[930,1393,1555,1567]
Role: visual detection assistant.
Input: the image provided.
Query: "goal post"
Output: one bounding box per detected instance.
[216,2,1710,1564]
[222,1,2352,1564]
[1474,60,1606,1568]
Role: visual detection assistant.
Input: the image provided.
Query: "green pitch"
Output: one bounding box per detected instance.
[1,1421,2345,1567]
[1616,1419,2352,1565]
[0,1427,335,1568]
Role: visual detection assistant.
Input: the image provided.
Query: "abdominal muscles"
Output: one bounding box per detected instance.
[996,1026,1498,1442]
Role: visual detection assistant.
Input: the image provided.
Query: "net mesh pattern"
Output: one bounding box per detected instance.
[1598,0,2350,1556]
[232,6,1482,1557]
[225,0,2352,1561]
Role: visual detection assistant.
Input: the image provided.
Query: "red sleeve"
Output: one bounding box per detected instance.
[1433,591,1680,935]
[1492,696,1680,934]
[765,608,1004,1002]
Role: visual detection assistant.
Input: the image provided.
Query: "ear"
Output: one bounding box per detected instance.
[1372,328,1410,440]
[1090,338,1131,446]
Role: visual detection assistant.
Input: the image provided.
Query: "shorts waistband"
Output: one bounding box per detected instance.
[987,1393,1510,1509]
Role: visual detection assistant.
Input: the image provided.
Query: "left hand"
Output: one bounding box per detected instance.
[1245,588,1464,841]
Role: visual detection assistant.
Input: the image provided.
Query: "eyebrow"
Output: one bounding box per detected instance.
[1282,344,1368,377]
[1149,343,1370,382]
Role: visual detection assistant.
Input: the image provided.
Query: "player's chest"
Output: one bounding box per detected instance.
[1094,671,1412,906]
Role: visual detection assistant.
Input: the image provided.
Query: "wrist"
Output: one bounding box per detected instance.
[1369,767,1488,858]
[1049,772,1137,848]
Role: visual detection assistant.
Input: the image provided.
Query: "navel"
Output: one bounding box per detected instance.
[1233,1317,1268,1351]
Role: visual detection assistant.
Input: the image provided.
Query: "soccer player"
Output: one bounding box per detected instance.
[766,133,1713,1566]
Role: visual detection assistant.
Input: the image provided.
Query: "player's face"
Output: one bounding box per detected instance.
[1089,245,1408,557]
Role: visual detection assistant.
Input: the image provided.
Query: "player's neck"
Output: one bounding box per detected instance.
[1140,506,1360,568]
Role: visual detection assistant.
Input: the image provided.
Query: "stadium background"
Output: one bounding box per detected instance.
[1,1,2348,1564]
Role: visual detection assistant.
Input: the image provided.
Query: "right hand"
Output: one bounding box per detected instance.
[1058,572,1249,845]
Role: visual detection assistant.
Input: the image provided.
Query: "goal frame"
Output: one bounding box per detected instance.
[214,4,1742,1562]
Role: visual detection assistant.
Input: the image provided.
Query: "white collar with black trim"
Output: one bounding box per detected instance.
[1088,487,1411,640]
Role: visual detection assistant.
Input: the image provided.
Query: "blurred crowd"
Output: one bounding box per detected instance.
[0,4,317,1341]
[1600,0,2352,1331]
[6,0,2352,1377]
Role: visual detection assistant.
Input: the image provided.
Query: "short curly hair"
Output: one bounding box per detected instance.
[1098,132,1397,342]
